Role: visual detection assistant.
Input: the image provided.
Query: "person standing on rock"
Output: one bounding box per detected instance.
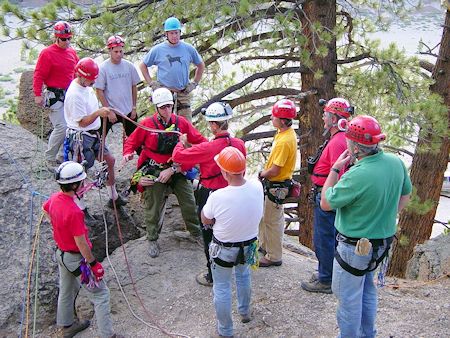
[301,98,353,294]
[320,115,411,338]
[201,146,263,338]
[123,87,206,258]
[94,35,140,140]
[64,57,127,211]
[258,99,298,267]
[172,102,246,287]
[33,21,79,170]
[43,161,124,338]
[139,16,204,121]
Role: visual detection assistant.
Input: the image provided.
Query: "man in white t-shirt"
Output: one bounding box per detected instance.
[64,57,126,210]
[95,36,141,139]
[201,147,264,338]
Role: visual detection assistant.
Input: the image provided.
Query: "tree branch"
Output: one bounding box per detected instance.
[226,88,301,107]
[336,52,371,64]
[192,67,308,116]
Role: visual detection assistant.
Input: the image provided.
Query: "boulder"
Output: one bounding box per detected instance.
[405,233,450,281]
[17,70,52,139]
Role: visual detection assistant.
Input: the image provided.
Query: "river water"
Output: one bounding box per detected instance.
[0,1,448,236]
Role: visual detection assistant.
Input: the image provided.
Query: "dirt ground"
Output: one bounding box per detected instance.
[33,196,450,338]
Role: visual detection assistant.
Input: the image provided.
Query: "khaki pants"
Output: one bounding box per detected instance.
[259,196,284,262]
[152,82,193,122]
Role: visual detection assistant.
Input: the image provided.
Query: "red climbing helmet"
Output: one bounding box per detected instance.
[323,98,353,118]
[53,21,72,38]
[345,115,386,145]
[272,99,297,119]
[106,35,125,49]
[75,58,99,81]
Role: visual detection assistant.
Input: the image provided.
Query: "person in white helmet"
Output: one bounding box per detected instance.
[172,102,246,287]
[139,16,205,121]
[123,87,207,258]
[43,161,124,338]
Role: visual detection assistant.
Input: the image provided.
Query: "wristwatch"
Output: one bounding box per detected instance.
[171,165,178,173]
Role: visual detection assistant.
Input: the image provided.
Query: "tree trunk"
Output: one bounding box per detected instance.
[298,0,337,249]
[388,9,450,278]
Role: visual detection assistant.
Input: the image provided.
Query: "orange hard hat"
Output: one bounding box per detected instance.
[214,146,246,174]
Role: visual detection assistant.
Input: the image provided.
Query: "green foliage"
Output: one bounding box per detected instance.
[404,187,435,215]
[2,98,18,124]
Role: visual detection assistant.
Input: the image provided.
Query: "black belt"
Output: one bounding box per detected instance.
[337,232,391,248]
[47,87,65,92]
[57,248,81,254]
[213,236,256,248]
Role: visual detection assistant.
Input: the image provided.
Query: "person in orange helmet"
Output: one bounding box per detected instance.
[201,146,263,337]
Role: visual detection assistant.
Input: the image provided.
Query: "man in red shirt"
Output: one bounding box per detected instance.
[123,87,206,258]
[33,21,79,169]
[301,98,353,294]
[172,102,246,286]
[43,161,123,338]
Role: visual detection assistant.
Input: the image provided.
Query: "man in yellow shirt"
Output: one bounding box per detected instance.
[258,99,298,267]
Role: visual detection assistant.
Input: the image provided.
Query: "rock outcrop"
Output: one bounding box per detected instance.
[0,122,142,335]
[17,71,52,139]
[406,233,450,280]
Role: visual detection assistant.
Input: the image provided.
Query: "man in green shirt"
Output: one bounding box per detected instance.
[321,115,411,338]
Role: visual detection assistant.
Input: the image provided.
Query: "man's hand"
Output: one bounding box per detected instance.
[158,167,174,184]
[35,96,44,106]
[149,80,161,91]
[180,133,190,148]
[90,261,104,281]
[184,81,198,94]
[333,149,351,171]
[122,153,134,164]
[139,177,156,187]
[130,107,137,120]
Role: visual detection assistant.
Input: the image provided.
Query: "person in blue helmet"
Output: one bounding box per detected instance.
[139,17,205,122]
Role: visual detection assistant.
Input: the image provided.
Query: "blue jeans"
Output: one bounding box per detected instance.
[313,192,337,283]
[332,241,387,338]
[211,247,251,337]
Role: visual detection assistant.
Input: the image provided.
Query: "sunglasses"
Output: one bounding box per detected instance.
[59,37,71,41]
[159,104,173,110]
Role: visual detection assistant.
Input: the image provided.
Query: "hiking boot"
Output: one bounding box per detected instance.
[46,160,60,173]
[173,230,191,239]
[196,271,213,287]
[309,272,319,283]
[301,279,332,294]
[62,319,90,338]
[258,247,267,256]
[106,194,128,209]
[259,256,282,267]
[240,313,252,323]
[148,240,160,258]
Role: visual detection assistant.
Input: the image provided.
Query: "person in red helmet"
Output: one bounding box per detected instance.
[64,57,127,212]
[321,115,411,338]
[301,97,354,294]
[94,35,140,139]
[258,99,298,267]
[33,21,79,170]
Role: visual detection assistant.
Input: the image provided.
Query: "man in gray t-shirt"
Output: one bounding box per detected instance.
[95,35,141,137]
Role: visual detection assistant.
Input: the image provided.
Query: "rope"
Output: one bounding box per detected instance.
[384,274,450,289]
[99,192,190,338]
[109,108,182,136]
[23,212,44,338]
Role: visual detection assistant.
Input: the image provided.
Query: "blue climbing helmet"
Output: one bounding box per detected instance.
[164,17,182,32]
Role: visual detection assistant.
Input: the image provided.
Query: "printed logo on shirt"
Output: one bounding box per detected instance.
[166,54,182,67]
[109,72,130,80]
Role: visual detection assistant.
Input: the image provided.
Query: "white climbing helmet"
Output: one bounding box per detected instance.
[152,88,174,107]
[56,161,87,184]
[204,102,233,121]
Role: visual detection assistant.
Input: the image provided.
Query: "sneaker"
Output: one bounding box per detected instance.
[301,279,332,294]
[107,194,128,209]
[240,313,252,323]
[63,319,90,338]
[148,240,160,258]
[196,271,213,287]
[46,160,60,173]
[259,256,282,267]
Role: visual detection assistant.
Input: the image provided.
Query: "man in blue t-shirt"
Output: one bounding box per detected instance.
[139,17,205,121]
